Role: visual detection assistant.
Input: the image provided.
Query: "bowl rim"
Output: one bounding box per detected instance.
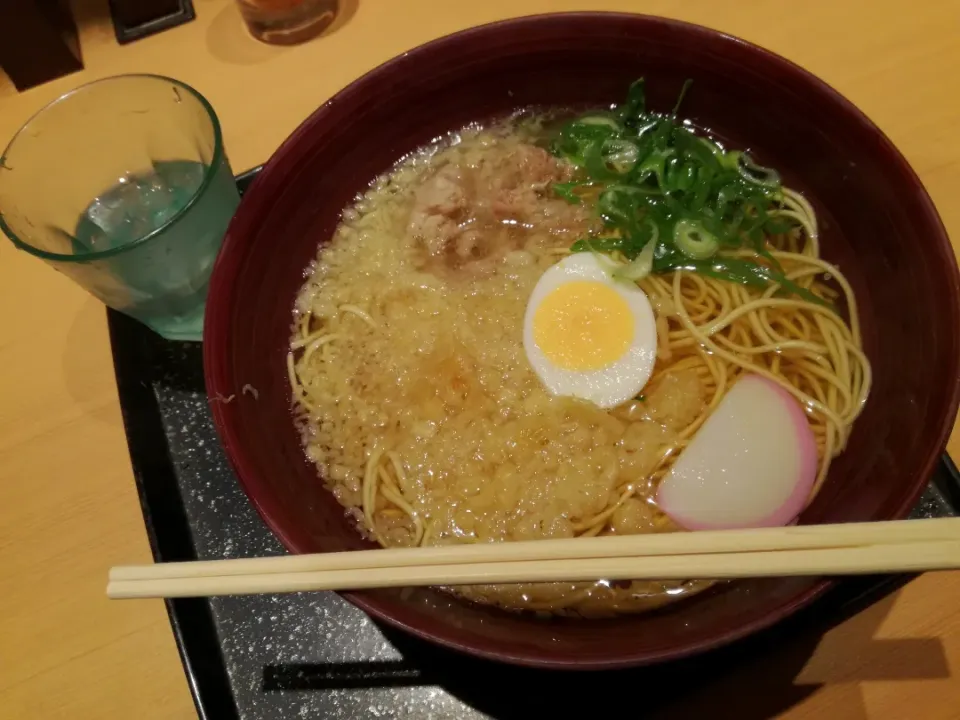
[204,11,960,669]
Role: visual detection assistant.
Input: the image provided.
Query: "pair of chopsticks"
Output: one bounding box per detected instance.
[107,518,960,600]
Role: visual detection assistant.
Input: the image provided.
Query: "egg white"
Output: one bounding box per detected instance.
[522,253,658,408]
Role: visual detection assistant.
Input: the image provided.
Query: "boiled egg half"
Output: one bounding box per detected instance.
[523,253,658,408]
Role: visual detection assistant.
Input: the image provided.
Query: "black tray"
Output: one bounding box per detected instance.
[109,167,960,720]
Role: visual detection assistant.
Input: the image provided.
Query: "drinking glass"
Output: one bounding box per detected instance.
[236,0,338,45]
[0,74,240,341]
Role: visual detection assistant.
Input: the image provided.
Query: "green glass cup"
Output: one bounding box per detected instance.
[0,75,240,341]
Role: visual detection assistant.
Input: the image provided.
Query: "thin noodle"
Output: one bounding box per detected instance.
[290,129,870,616]
[339,304,378,328]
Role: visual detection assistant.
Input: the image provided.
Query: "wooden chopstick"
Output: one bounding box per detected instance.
[109,517,960,582]
[108,540,960,599]
[107,519,960,600]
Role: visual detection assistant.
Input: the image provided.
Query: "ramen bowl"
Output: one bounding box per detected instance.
[204,13,960,668]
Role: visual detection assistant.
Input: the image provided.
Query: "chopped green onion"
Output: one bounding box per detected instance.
[634,148,674,190]
[578,115,622,131]
[570,236,624,253]
[549,78,813,302]
[738,153,781,188]
[601,137,640,174]
[613,239,656,281]
[718,150,742,172]
[699,136,726,161]
[553,182,582,204]
[613,223,659,281]
[674,219,719,259]
[670,79,693,116]
[617,79,647,127]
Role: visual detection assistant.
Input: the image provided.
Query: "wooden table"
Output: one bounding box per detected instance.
[2,1,959,717]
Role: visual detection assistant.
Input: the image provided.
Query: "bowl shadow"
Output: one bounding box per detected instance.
[260,577,948,718]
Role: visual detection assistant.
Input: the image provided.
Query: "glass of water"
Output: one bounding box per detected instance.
[0,74,240,341]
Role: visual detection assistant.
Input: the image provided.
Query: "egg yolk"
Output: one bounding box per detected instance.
[533,280,634,370]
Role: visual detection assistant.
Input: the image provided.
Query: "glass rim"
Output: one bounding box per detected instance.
[0,73,226,264]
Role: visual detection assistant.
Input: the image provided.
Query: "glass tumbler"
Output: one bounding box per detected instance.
[236,0,338,45]
[0,74,240,341]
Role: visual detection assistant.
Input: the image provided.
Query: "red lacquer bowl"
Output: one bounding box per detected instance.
[204,13,960,668]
